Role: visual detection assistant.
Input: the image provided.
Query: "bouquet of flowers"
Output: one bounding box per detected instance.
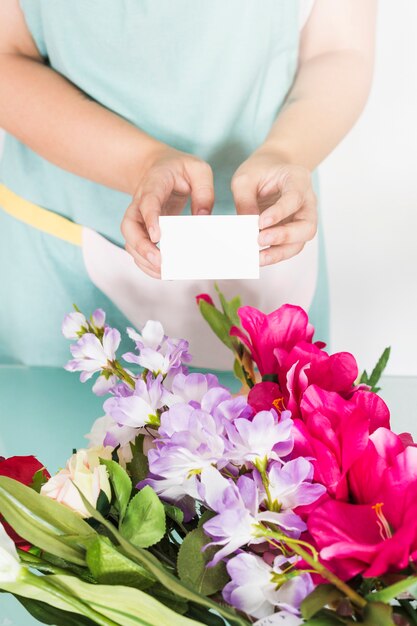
[0,289,416,626]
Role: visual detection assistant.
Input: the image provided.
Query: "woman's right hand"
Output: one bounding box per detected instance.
[121,145,215,279]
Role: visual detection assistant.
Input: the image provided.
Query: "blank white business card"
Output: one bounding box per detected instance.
[160,215,260,281]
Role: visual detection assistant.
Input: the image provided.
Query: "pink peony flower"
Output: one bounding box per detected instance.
[278,342,358,419]
[230,305,316,377]
[291,385,390,500]
[307,429,417,579]
[248,381,284,413]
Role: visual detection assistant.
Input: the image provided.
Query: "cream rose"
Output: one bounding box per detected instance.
[41,446,113,518]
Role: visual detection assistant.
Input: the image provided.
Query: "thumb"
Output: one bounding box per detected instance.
[231,173,258,215]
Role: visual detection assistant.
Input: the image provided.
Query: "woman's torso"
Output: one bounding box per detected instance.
[1,0,302,242]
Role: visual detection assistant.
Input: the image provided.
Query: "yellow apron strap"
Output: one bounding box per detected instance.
[0,184,82,246]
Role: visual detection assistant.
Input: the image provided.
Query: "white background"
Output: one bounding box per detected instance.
[1,0,416,376]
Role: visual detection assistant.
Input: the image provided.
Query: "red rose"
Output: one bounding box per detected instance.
[0,455,50,550]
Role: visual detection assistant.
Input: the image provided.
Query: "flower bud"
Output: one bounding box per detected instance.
[62,311,87,339]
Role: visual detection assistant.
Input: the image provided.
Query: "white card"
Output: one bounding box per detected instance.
[160,215,260,280]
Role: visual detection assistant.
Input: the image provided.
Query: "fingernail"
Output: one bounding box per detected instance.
[260,254,271,267]
[147,252,159,266]
[197,209,210,216]
[149,226,157,241]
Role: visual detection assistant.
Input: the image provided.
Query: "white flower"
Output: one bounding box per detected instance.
[41,446,113,518]
[127,321,164,350]
[85,415,136,468]
[62,311,87,339]
[0,522,22,583]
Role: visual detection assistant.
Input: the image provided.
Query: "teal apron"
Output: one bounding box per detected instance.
[0,0,329,368]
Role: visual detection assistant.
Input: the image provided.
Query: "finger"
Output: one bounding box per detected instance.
[260,242,305,267]
[259,189,303,229]
[135,169,177,243]
[125,243,161,279]
[121,215,161,268]
[231,173,259,215]
[186,161,215,216]
[258,218,317,248]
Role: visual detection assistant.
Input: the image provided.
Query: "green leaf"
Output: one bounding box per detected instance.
[164,503,185,525]
[215,285,241,327]
[177,528,229,597]
[17,596,96,626]
[197,510,216,528]
[150,582,189,615]
[120,486,166,548]
[360,347,391,392]
[53,574,203,626]
[302,584,344,620]
[233,358,246,386]
[367,577,417,603]
[0,476,95,565]
[127,435,149,486]
[100,459,132,523]
[76,494,251,626]
[30,469,49,494]
[86,535,155,589]
[198,300,235,350]
[3,571,203,626]
[360,602,395,626]
[185,603,229,626]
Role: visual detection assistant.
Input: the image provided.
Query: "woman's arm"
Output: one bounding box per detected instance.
[0,0,214,277]
[232,0,377,266]
[263,0,377,169]
[0,1,159,195]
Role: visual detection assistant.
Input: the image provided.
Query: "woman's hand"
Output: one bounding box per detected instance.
[121,145,214,278]
[231,148,318,267]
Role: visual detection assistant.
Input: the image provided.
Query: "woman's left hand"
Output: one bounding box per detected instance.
[231,148,318,267]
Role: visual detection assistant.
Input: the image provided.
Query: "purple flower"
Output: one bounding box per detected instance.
[64,328,121,382]
[264,458,326,510]
[142,403,231,516]
[170,372,222,405]
[223,552,314,620]
[124,322,192,376]
[200,467,306,566]
[92,374,118,396]
[62,311,88,339]
[224,410,294,466]
[91,308,106,329]
[148,406,228,479]
[104,374,175,428]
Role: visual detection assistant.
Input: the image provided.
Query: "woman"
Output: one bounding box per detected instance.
[0,0,376,370]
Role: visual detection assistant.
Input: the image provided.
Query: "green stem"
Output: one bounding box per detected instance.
[260,527,367,610]
[22,570,121,626]
[110,361,136,389]
[260,469,274,511]
[399,599,417,626]
[18,550,69,576]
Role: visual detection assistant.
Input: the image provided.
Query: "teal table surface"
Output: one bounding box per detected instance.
[0,366,416,625]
